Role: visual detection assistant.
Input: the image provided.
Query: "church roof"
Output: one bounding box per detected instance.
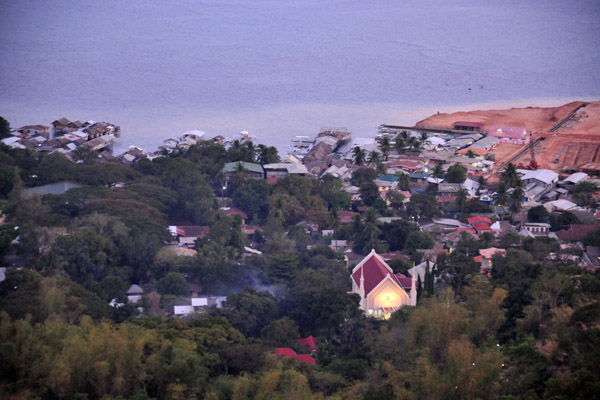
[352,250,408,296]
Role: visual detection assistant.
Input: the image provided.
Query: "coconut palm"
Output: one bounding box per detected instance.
[455,188,468,212]
[361,208,382,251]
[352,146,366,166]
[379,136,391,161]
[432,164,444,179]
[502,163,520,188]
[394,136,406,154]
[509,186,524,219]
[495,182,509,206]
[368,150,382,166]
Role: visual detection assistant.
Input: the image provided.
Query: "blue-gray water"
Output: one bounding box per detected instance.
[1,0,599,154]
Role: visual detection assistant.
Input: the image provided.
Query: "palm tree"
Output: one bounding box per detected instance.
[409,136,422,152]
[502,163,520,188]
[509,186,524,220]
[419,131,429,147]
[455,188,468,212]
[352,146,366,166]
[368,150,382,166]
[432,164,444,179]
[495,182,509,206]
[379,136,391,161]
[394,136,406,154]
[361,209,381,251]
[256,144,280,164]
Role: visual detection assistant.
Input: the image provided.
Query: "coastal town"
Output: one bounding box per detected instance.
[1,100,599,398]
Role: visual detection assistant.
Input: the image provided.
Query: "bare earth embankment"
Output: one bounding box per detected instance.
[417,101,600,174]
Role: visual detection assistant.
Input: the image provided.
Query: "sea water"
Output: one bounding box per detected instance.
[1,0,599,154]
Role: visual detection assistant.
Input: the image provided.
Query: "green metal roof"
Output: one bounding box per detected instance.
[223,161,264,174]
[378,174,399,182]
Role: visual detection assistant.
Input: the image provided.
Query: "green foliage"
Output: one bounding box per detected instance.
[445,163,467,183]
[0,116,10,139]
[404,231,434,253]
[350,167,377,187]
[233,179,270,221]
[156,272,189,296]
[358,182,379,206]
[216,287,278,337]
[406,192,440,220]
[0,271,111,323]
[260,317,301,346]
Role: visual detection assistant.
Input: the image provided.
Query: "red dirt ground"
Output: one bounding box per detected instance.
[418,100,600,177]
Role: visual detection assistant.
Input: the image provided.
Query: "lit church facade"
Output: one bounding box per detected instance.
[350,249,416,319]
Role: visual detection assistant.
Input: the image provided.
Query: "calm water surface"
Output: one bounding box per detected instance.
[1,0,599,153]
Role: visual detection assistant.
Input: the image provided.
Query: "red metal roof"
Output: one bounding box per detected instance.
[296,354,317,364]
[555,225,597,241]
[297,336,317,351]
[467,216,492,225]
[274,348,297,358]
[457,227,477,234]
[176,226,210,237]
[395,273,412,288]
[220,207,248,220]
[473,255,483,263]
[352,252,403,296]
[471,222,492,232]
[437,196,456,203]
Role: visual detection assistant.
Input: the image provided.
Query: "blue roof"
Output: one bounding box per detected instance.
[409,173,430,179]
[378,174,399,182]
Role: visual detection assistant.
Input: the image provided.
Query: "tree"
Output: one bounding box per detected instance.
[360,208,383,252]
[218,287,278,337]
[572,181,598,207]
[394,135,406,154]
[359,182,379,206]
[445,164,467,183]
[378,136,391,161]
[256,144,280,164]
[386,191,406,214]
[156,272,189,296]
[0,116,10,139]
[455,188,468,212]
[501,163,520,188]
[397,172,410,191]
[380,220,419,251]
[432,164,444,179]
[232,179,270,221]
[528,205,550,223]
[72,145,99,164]
[352,146,366,166]
[368,150,382,166]
[404,231,434,253]
[509,187,524,219]
[495,182,509,206]
[466,149,475,158]
[406,193,440,220]
[260,317,300,346]
[350,167,377,187]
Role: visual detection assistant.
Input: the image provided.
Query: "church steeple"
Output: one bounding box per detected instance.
[359,262,366,311]
[409,262,417,306]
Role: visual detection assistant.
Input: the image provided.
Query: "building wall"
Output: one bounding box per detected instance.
[366,279,409,310]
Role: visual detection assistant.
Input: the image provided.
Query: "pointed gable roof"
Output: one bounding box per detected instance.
[352,249,403,296]
[297,336,317,351]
